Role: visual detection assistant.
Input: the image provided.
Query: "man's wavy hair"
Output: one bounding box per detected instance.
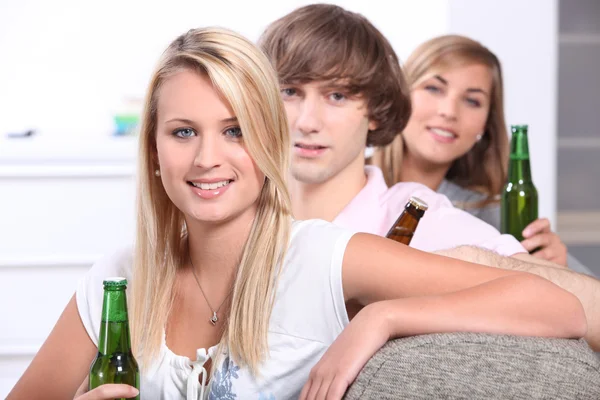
[259,4,411,147]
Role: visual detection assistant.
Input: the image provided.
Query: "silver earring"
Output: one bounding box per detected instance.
[154,169,161,177]
[476,134,483,141]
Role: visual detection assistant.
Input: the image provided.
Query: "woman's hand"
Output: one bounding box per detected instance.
[299,304,390,400]
[521,218,568,267]
[74,376,138,399]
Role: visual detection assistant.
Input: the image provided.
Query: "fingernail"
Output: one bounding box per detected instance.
[131,388,140,396]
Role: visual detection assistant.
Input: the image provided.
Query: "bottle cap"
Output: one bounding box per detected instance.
[408,196,429,211]
[511,125,528,134]
[103,277,128,289]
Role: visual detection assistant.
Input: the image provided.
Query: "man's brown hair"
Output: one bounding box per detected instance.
[259,4,411,146]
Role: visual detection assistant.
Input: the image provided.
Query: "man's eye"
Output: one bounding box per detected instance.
[330,92,346,101]
[281,88,297,97]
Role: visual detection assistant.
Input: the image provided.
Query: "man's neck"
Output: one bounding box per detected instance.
[290,158,368,222]
[400,153,450,192]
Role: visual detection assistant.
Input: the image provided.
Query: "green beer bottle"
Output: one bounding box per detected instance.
[89,277,140,398]
[501,124,538,242]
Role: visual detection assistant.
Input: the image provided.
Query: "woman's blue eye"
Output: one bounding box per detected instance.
[225,127,242,138]
[466,98,481,107]
[424,85,441,93]
[173,128,196,138]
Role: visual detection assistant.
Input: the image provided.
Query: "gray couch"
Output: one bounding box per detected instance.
[345,333,600,399]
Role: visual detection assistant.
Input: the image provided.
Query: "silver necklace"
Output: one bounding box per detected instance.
[189,254,232,326]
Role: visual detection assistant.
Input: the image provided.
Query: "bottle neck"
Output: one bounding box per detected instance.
[98,288,132,355]
[507,157,533,182]
[406,206,426,220]
[508,132,533,183]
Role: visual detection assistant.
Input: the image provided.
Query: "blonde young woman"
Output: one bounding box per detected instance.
[8,28,586,400]
[370,35,594,275]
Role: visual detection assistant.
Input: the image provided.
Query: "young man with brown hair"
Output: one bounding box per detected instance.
[259,3,599,350]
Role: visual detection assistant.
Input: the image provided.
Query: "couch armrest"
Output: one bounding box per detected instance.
[344,333,600,399]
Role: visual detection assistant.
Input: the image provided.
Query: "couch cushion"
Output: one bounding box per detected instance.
[344,333,600,399]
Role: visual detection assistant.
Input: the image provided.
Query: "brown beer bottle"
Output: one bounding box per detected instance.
[386,196,428,245]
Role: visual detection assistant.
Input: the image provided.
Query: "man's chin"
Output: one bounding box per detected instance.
[290,166,331,185]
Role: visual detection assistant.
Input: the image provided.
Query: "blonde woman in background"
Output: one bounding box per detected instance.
[370,34,595,275]
[8,28,586,400]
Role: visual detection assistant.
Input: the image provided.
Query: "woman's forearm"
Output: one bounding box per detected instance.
[371,274,586,341]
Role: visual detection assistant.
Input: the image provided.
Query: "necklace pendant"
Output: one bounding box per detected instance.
[210,312,218,326]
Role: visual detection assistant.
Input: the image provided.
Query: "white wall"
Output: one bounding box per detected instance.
[448,0,558,225]
[0,169,138,397]
[0,0,559,396]
[0,0,448,140]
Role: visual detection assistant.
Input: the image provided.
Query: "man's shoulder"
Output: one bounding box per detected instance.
[382,181,454,212]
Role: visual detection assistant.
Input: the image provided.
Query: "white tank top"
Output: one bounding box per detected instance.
[76,219,355,399]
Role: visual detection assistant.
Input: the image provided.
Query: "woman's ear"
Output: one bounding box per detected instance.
[368,119,379,131]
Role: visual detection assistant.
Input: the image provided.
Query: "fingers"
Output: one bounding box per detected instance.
[521,232,568,266]
[522,218,551,238]
[531,244,568,266]
[521,233,551,253]
[301,373,349,400]
[315,379,330,399]
[325,377,349,400]
[530,247,555,262]
[303,374,323,400]
[76,384,138,400]
[520,218,569,266]
[74,376,89,397]
[299,381,311,400]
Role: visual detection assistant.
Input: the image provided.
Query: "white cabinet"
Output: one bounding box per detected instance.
[0,138,137,397]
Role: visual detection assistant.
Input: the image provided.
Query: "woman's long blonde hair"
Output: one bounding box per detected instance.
[370,35,508,203]
[130,27,292,375]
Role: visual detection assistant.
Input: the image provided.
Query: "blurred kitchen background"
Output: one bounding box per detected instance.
[0,0,598,396]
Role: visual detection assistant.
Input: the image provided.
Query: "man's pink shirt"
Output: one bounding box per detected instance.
[333,166,526,256]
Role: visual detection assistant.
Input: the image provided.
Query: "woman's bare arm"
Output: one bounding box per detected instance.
[342,234,587,340]
[7,295,98,400]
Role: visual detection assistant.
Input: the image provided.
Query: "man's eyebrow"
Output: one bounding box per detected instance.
[320,81,358,93]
